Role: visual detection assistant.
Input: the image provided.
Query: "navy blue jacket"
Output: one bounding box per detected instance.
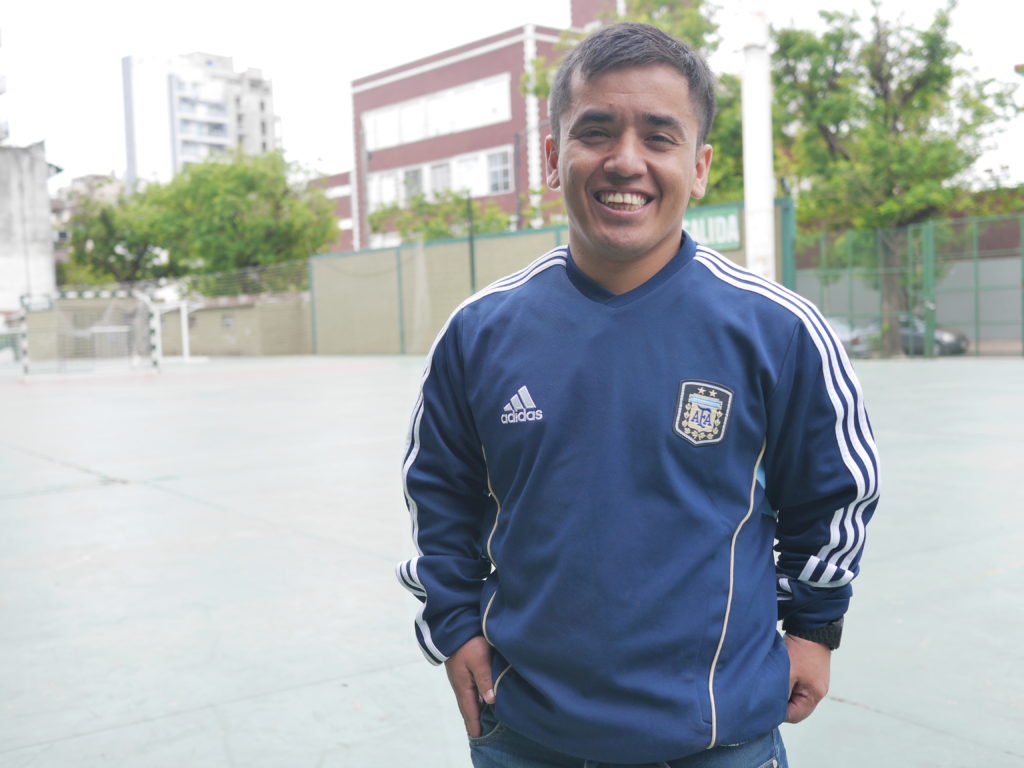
[398,236,880,762]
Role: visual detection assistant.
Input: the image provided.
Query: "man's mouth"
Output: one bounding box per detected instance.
[596,191,650,212]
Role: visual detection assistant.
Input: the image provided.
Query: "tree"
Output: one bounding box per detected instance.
[68,187,179,284]
[773,1,1017,352]
[608,0,719,55]
[66,151,336,286]
[701,72,743,206]
[367,190,510,243]
[158,151,335,274]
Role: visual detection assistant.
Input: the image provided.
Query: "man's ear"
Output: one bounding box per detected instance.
[690,143,714,200]
[544,135,560,189]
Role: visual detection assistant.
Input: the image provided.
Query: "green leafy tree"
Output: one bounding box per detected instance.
[367,190,510,243]
[66,152,335,286]
[773,1,1017,352]
[519,0,720,97]
[159,151,335,274]
[609,0,719,55]
[700,72,743,206]
[67,187,179,284]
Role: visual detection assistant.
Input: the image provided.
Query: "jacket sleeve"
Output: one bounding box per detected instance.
[396,310,492,664]
[764,315,880,633]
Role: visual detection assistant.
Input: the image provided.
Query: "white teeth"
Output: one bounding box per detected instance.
[598,192,647,209]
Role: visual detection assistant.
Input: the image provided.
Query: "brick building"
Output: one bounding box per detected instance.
[349,24,565,250]
[341,0,620,250]
[310,171,354,253]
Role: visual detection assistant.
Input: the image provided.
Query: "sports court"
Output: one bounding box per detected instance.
[1,355,1022,767]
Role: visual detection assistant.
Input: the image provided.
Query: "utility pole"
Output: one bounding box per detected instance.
[741,0,777,282]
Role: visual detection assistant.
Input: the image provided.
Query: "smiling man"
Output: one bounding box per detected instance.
[398,22,879,768]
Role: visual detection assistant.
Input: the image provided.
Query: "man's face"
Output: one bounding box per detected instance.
[545,64,712,274]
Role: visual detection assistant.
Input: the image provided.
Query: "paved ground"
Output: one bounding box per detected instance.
[1,355,1022,767]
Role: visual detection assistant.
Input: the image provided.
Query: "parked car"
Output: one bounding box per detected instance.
[897,314,969,355]
[861,314,969,356]
[825,317,874,358]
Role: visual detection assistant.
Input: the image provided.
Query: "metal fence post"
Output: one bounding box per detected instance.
[20,328,29,377]
[922,220,936,358]
[779,196,796,289]
[846,232,854,326]
[818,230,827,309]
[308,258,318,355]
[467,196,477,294]
[395,247,406,355]
[971,220,980,356]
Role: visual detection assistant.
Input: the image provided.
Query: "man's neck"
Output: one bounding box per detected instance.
[569,239,680,295]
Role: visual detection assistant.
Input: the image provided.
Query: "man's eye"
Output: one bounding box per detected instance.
[648,135,675,144]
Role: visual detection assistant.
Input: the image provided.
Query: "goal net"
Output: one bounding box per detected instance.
[21,291,159,375]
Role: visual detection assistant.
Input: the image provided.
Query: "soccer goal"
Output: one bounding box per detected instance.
[20,290,161,375]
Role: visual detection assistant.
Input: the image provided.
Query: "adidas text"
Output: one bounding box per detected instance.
[501,409,544,424]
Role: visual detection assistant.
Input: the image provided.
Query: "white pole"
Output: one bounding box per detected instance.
[741,0,777,282]
[180,301,191,361]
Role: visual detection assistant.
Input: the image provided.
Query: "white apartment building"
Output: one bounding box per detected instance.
[0,28,9,145]
[1,142,56,313]
[122,52,278,185]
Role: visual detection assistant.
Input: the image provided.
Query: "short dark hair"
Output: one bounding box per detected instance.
[548,22,717,148]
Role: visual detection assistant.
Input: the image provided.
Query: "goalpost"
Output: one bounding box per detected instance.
[19,289,162,376]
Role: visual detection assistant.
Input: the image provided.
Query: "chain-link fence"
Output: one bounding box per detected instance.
[793,213,1023,357]
[20,213,1021,366]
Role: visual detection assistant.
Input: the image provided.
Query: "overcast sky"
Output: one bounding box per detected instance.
[2,0,1020,190]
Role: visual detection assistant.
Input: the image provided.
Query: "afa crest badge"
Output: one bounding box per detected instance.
[674,380,733,446]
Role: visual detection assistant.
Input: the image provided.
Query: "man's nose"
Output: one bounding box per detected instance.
[604,133,646,179]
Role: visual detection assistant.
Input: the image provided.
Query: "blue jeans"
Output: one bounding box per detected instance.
[469,706,788,768]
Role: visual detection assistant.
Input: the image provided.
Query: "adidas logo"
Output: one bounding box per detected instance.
[501,386,544,424]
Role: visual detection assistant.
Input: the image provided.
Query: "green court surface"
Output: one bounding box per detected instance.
[1,356,1021,767]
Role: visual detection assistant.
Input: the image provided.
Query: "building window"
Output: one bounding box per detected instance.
[488,151,511,194]
[430,163,450,195]
[403,168,423,201]
[362,73,511,151]
[454,156,480,196]
[261,121,267,136]
[368,172,399,211]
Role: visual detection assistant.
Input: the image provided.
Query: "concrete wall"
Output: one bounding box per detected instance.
[310,226,751,355]
[161,297,312,356]
[0,142,56,312]
[311,251,403,354]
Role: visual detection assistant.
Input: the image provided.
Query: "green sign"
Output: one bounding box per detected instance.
[686,204,742,251]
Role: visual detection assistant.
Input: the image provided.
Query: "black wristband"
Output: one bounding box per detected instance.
[786,617,843,650]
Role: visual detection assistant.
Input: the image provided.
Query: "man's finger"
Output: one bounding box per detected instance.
[445,636,494,737]
[469,656,495,706]
[454,674,483,736]
[786,684,817,723]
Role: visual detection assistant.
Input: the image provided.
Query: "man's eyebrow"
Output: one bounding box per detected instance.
[570,110,616,127]
[642,112,686,133]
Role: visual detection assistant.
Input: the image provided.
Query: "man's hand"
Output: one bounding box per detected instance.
[784,633,831,723]
[444,636,496,737]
